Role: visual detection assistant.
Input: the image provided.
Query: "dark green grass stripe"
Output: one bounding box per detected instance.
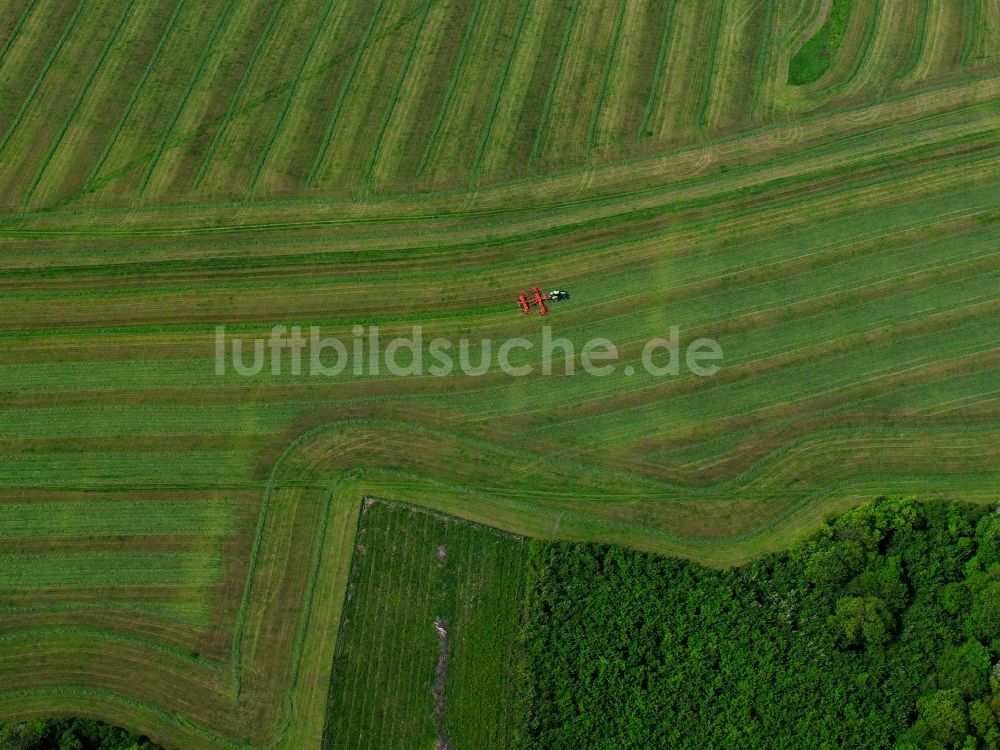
[638,0,678,138]
[191,0,288,191]
[585,0,627,159]
[22,0,139,207]
[960,0,979,76]
[827,1,884,95]
[84,0,187,191]
[748,0,776,119]
[8,115,996,248]
[306,0,388,187]
[695,0,728,132]
[247,0,339,193]
[135,0,240,199]
[6,42,988,221]
[0,0,86,155]
[893,0,930,81]
[415,0,485,179]
[359,0,436,190]
[527,0,581,170]
[0,0,39,72]
[469,0,532,184]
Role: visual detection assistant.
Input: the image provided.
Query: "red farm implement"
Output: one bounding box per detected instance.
[516,287,569,315]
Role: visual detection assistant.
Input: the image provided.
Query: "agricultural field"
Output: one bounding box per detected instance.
[0,0,998,748]
[323,500,526,750]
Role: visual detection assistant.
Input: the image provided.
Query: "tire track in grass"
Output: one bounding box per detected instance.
[22,0,139,208]
[638,0,678,138]
[135,0,239,200]
[415,0,485,179]
[0,0,86,156]
[584,0,627,159]
[84,0,187,192]
[526,0,581,172]
[306,0,388,188]
[247,0,339,194]
[0,0,39,72]
[191,0,287,191]
[469,0,532,184]
[359,0,436,191]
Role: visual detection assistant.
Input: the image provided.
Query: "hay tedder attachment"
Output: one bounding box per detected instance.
[516,287,569,315]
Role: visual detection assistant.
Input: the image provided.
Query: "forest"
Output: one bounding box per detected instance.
[520,497,1000,749]
[0,718,162,750]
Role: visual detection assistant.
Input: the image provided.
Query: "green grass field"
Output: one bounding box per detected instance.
[324,500,525,750]
[1,0,999,747]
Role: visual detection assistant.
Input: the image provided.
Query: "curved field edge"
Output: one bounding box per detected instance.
[0,417,998,749]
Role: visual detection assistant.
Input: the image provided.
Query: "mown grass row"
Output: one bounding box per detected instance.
[191,0,288,190]
[135,0,240,198]
[0,0,992,205]
[0,11,997,750]
[0,1,86,155]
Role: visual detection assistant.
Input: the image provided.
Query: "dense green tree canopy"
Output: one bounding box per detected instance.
[520,498,1000,749]
[0,718,161,750]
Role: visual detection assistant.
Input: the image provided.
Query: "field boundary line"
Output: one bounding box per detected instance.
[191,0,288,191]
[0,0,86,156]
[22,0,139,207]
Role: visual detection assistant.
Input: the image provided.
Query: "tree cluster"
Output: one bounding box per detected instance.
[0,718,162,750]
[519,497,1000,749]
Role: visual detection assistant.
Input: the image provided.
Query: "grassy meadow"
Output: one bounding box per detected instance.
[0,0,998,747]
[323,500,525,750]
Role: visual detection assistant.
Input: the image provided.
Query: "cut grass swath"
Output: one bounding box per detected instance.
[83,0,188,193]
[247,0,339,193]
[638,0,678,138]
[469,0,532,183]
[21,0,139,207]
[585,0,627,159]
[191,0,288,191]
[358,0,435,190]
[526,0,581,171]
[0,0,86,156]
[415,0,485,179]
[135,0,240,199]
[306,0,388,188]
[0,0,39,72]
